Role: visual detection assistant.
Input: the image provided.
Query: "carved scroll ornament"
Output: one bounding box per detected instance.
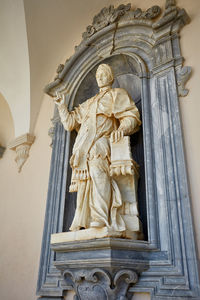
[82,4,161,39]
[64,268,138,300]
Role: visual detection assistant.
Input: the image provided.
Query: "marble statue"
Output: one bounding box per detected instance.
[54,64,142,240]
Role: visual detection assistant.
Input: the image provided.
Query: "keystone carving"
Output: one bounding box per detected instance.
[176,66,192,97]
[63,268,138,300]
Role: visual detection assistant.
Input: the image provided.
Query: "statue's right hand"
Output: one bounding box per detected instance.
[54,92,65,106]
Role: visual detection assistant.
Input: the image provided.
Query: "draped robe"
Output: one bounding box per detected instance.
[58,88,141,232]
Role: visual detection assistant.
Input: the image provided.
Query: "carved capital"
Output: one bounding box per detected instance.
[9,133,35,172]
[63,268,138,300]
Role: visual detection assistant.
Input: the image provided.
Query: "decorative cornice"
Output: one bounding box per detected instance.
[82,4,162,40]
[9,133,35,172]
[153,0,190,30]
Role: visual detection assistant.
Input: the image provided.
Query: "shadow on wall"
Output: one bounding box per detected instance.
[0,92,15,147]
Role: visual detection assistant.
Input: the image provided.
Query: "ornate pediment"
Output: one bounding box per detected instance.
[46,0,190,98]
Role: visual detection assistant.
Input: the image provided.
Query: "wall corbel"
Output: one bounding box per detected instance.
[9,133,35,172]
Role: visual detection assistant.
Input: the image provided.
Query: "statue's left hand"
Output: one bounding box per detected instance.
[111,129,124,143]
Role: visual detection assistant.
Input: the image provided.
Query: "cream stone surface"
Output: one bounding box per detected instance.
[54,64,142,239]
[0,1,199,300]
[51,227,138,244]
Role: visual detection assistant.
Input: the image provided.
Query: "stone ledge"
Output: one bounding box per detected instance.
[51,227,139,244]
[51,237,154,252]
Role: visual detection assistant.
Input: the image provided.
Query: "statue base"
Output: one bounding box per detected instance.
[51,227,139,244]
[51,237,149,300]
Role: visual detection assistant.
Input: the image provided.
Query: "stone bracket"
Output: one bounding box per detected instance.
[51,238,149,299]
[63,268,138,300]
[9,133,35,172]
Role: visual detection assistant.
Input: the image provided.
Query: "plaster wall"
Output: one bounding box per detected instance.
[0,0,30,136]
[0,93,15,146]
[0,95,54,300]
[0,1,199,300]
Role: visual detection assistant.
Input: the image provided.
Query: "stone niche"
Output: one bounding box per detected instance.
[37,1,200,300]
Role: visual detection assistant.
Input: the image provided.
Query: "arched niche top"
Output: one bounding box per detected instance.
[45,0,190,99]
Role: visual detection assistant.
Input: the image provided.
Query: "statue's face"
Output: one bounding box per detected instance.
[96,68,111,88]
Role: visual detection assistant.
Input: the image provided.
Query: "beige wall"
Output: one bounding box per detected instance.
[0,95,54,299]
[0,1,199,300]
[0,0,30,136]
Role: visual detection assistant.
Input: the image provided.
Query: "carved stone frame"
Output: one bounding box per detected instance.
[37,1,200,299]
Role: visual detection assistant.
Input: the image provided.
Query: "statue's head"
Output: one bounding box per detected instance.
[96,64,114,88]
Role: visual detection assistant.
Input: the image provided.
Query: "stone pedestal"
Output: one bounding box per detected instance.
[51,238,149,300]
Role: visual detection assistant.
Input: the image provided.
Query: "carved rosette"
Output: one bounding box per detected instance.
[63,268,138,300]
[9,133,35,172]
